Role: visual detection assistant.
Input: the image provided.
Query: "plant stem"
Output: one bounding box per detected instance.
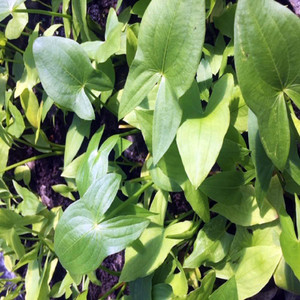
[35,0,52,9]
[0,151,63,173]
[6,41,24,54]
[119,129,140,137]
[116,283,126,299]
[14,9,72,20]
[105,181,153,220]
[99,265,121,277]
[127,175,152,183]
[86,89,117,116]
[98,281,125,300]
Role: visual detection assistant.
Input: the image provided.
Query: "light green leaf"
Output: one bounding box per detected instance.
[177,74,233,189]
[5,2,28,40]
[234,0,300,170]
[234,246,281,299]
[153,78,182,164]
[209,277,238,300]
[64,114,91,167]
[118,0,206,118]
[274,257,300,295]
[20,88,40,128]
[33,36,113,120]
[55,174,149,275]
[184,216,232,268]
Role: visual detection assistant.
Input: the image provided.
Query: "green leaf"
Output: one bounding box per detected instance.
[118,0,206,118]
[15,23,40,97]
[184,216,232,268]
[126,23,139,66]
[13,180,45,216]
[120,222,192,282]
[55,174,149,274]
[129,275,153,300]
[209,277,238,300]
[7,101,25,138]
[177,74,233,189]
[76,132,119,196]
[233,246,281,299]
[211,185,278,226]
[200,170,255,204]
[274,257,300,295]
[64,114,91,167]
[248,109,273,206]
[153,78,182,164]
[234,0,300,170]
[280,200,300,280]
[33,36,113,120]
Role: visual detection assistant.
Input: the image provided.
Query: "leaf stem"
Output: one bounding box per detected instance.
[0,151,63,173]
[98,281,125,300]
[5,41,24,54]
[13,9,72,20]
[106,181,153,219]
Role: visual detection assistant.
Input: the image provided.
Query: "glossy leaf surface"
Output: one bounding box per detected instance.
[118,0,206,118]
[33,36,113,120]
[235,0,300,170]
[54,174,149,274]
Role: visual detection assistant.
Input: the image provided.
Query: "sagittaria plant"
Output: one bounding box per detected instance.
[0,0,300,299]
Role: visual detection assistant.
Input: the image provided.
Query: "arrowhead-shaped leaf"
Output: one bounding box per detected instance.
[118,0,206,119]
[234,0,300,170]
[177,74,233,189]
[54,174,149,275]
[33,36,113,120]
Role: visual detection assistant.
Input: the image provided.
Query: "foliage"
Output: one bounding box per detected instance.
[0,0,299,299]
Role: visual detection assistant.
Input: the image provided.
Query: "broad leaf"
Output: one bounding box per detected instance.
[234,0,300,170]
[118,0,206,118]
[54,174,149,274]
[33,36,113,120]
[177,74,233,189]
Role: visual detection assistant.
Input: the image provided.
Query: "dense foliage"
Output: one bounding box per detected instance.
[0,0,300,299]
